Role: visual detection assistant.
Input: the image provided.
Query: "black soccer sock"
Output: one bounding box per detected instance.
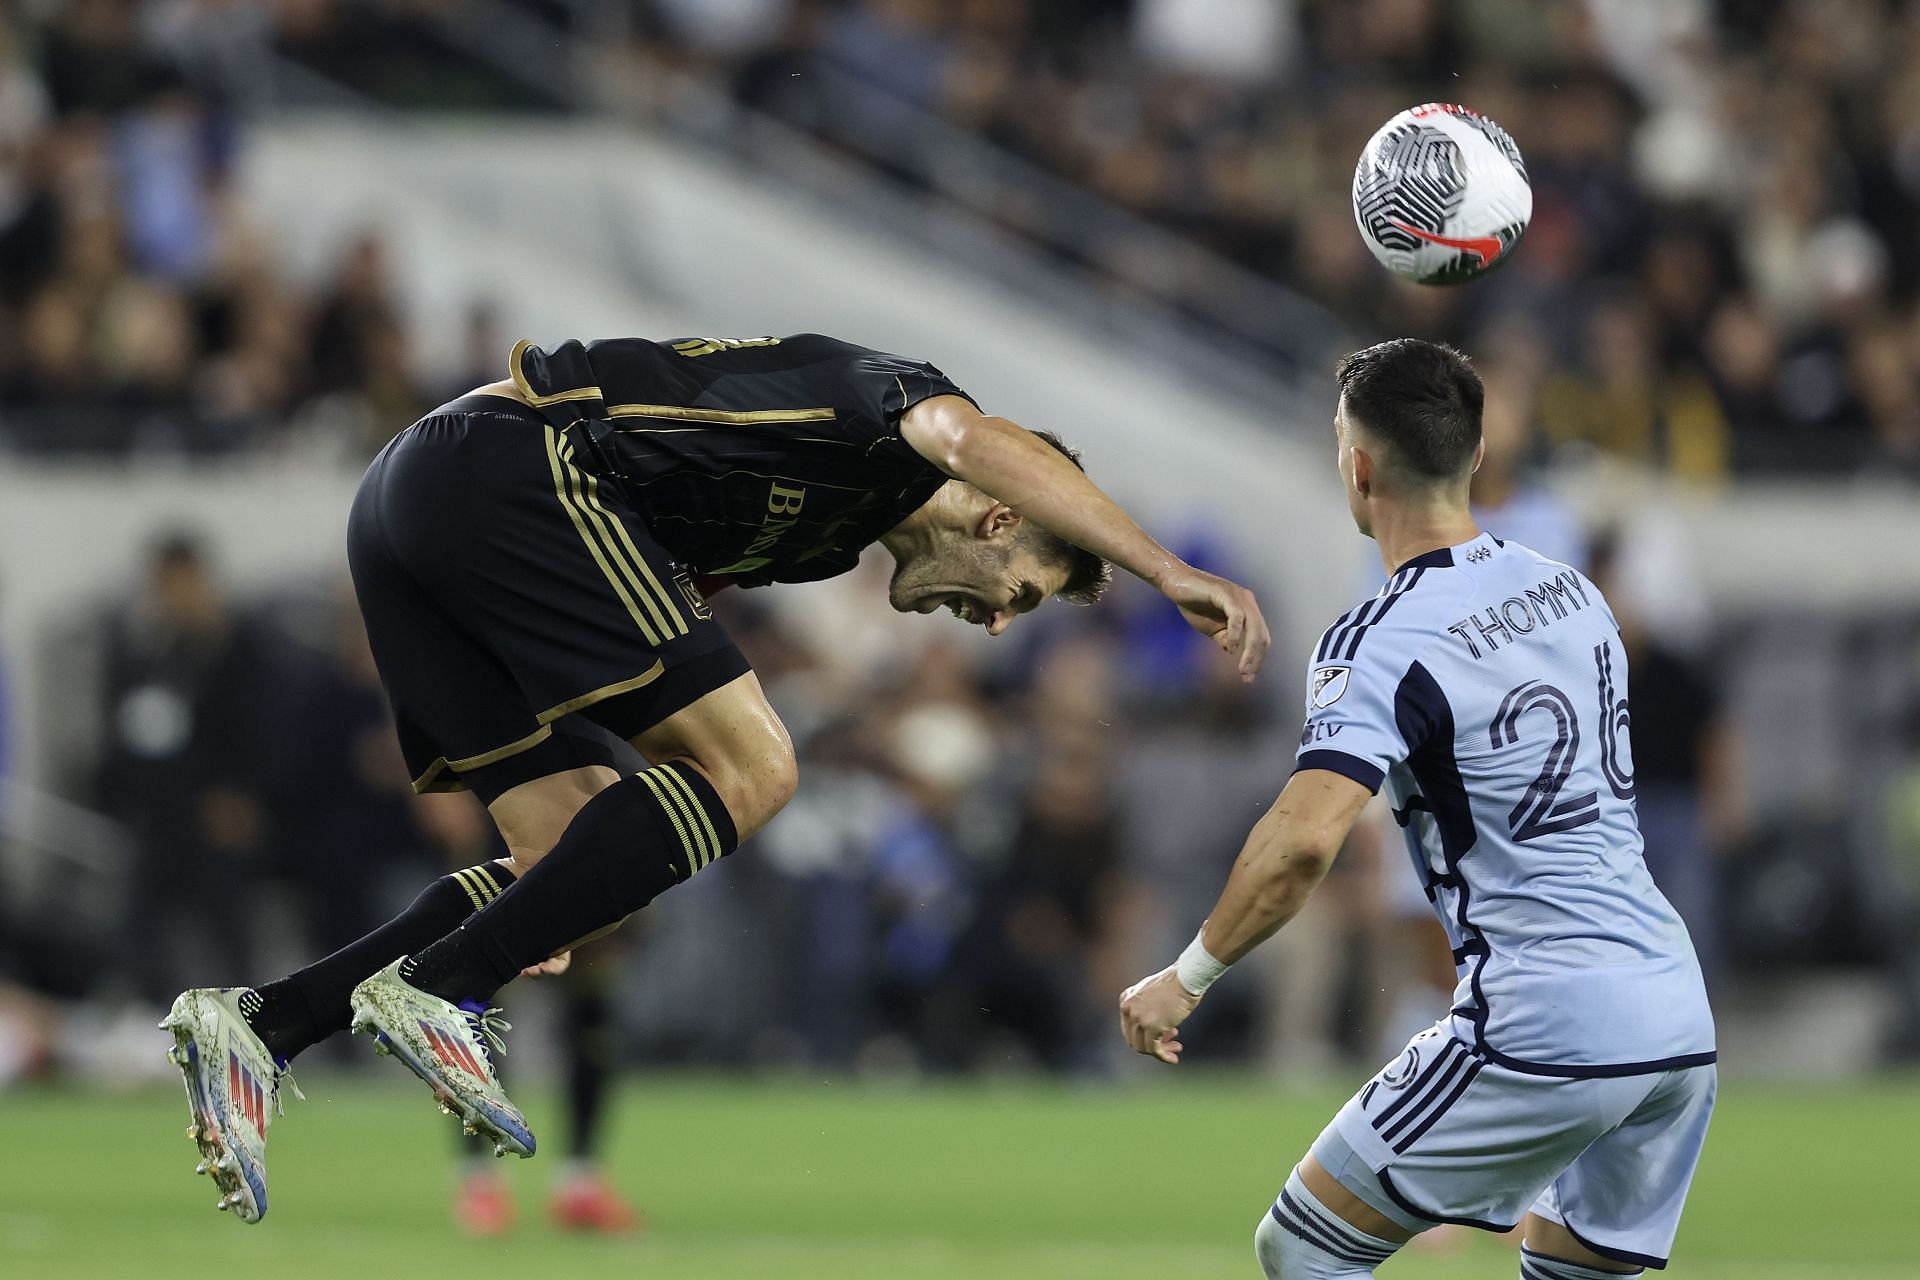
[243,863,516,1062]
[563,970,617,1161]
[403,763,738,1005]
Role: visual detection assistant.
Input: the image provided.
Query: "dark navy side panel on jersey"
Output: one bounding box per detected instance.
[1288,533,1716,1075]
[510,334,968,588]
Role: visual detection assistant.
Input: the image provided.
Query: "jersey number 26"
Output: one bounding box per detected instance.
[1488,641,1636,843]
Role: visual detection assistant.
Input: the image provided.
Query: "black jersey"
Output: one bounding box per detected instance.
[508,333,972,588]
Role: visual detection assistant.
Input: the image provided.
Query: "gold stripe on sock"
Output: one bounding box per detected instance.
[468,865,504,900]
[450,869,487,912]
[635,768,705,875]
[656,766,725,869]
[653,767,715,872]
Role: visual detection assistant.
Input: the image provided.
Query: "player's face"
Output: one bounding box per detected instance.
[888,540,1067,636]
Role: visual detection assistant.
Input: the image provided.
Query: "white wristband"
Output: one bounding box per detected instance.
[1174,930,1230,996]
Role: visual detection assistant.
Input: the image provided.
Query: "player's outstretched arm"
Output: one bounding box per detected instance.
[900,395,1270,680]
[1119,769,1372,1063]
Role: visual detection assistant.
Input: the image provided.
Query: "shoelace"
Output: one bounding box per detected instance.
[271,1063,307,1117]
[456,1000,513,1070]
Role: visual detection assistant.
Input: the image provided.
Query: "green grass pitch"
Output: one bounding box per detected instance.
[2,1073,1913,1278]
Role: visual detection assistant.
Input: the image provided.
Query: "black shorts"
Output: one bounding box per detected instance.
[347,395,750,800]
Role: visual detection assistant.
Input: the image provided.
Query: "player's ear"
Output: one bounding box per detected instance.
[1470,437,1486,475]
[976,502,1020,541]
[1350,443,1373,498]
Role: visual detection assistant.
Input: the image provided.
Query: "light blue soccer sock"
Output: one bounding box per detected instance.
[1255,1168,1401,1278]
[1520,1245,1642,1280]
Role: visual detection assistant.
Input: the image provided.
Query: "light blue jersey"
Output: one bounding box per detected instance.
[1295,532,1714,1074]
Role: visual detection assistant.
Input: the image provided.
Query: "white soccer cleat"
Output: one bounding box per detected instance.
[348,959,535,1158]
[159,989,302,1224]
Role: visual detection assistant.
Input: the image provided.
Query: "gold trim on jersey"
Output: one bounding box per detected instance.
[410,724,556,794]
[510,338,605,407]
[543,428,671,644]
[606,403,836,426]
[534,662,667,725]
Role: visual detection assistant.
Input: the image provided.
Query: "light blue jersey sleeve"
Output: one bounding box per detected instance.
[1292,566,1440,793]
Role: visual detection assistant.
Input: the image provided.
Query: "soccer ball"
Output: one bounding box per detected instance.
[1352,103,1531,285]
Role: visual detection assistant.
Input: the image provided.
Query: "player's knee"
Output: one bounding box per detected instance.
[698,732,797,839]
[742,736,799,833]
[1254,1208,1378,1278]
[1254,1207,1290,1278]
[1255,1176,1399,1279]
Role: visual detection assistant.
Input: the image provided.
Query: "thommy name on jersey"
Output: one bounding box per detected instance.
[1445,568,1592,660]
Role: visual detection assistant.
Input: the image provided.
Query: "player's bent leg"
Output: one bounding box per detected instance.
[1517,1219,1643,1277]
[628,671,798,841]
[1255,1161,1408,1278]
[234,860,526,1063]
[383,674,791,1011]
[350,676,792,1149]
[487,765,621,873]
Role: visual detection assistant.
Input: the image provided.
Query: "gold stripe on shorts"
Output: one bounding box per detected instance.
[410,725,556,794]
[577,462,687,636]
[535,663,667,726]
[542,429,662,645]
[556,437,682,639]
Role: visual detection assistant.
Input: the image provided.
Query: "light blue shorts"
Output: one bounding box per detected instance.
[1306,1022,1716,1270]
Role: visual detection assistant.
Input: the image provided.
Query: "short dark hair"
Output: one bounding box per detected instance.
[1334,339,1483,482]
[1025,429,1111,606]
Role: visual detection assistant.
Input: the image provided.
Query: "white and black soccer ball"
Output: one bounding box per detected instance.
[1352,103,1531,285]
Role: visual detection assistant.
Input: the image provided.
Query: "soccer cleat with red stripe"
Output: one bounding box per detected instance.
[159,988,303,1224]
[348,959,535,1158]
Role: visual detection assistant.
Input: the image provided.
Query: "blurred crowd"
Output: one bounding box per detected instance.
[3,1,1917,480]
[0,0,471,458]
[629,0,1920,481]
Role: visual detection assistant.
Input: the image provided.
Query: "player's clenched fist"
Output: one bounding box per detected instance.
[1119,966,1204,1065]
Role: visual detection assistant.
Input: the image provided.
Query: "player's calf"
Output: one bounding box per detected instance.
[1255,1168,1403,1279]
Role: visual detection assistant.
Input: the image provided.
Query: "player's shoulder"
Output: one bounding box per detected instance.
[1312,549,1476,672]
